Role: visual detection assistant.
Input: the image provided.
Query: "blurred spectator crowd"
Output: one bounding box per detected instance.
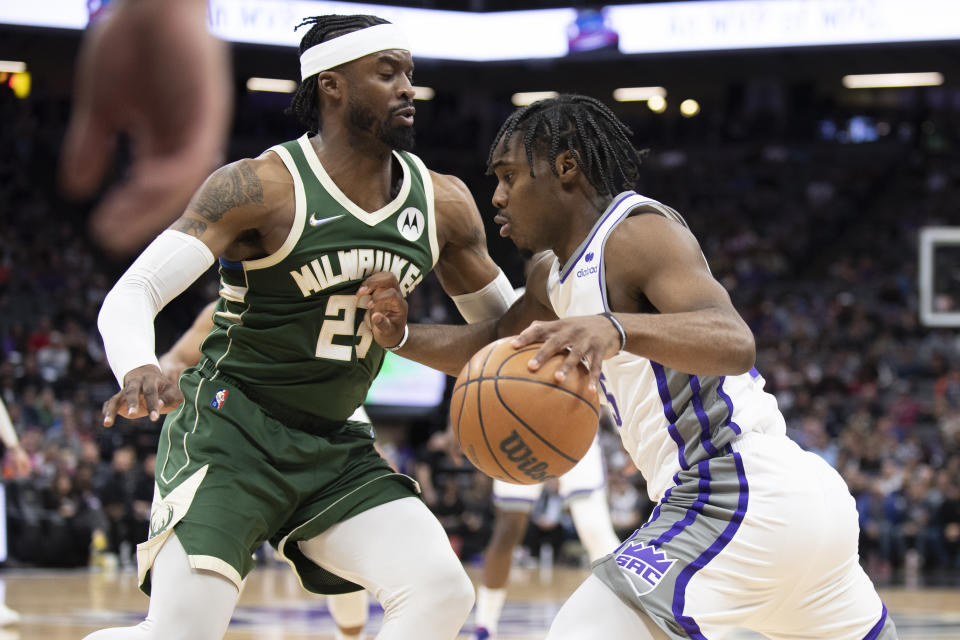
[0,80,958,585]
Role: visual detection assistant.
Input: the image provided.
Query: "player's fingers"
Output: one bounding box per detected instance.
[141,377,161,421]
[586,349,604,393]
[555,347,584,383]
[88,161,206,254]
[358,272,400,297]
[527,329,568,370]
[159,383,184,414]
[120,382,144,418]
[372,313,404,347]
[61,107,115,199]
[369,287,404,311]
[512,320,549,350]
[370,311,390,330]
[102,395,121,427]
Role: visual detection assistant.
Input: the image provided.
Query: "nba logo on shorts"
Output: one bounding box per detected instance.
[615,540,676,594]
[211,388,228,409]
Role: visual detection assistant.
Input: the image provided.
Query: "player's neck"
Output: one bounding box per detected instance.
[553,193,610,264]
[311,131,401,211]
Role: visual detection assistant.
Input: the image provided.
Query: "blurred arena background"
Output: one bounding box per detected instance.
[0,0,958,638]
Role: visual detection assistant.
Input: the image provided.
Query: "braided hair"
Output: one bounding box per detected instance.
[487,94,646,196]
[286,15,390,134]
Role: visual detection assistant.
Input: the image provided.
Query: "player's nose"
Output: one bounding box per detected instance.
[491,184,507,210]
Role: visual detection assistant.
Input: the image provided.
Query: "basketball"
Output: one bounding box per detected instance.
[450,337,601,485]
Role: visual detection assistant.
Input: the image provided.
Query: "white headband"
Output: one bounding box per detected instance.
[300,23,410,81]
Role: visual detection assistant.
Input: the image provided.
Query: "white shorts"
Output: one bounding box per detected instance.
[493,435,606,511]
[593,432,893,639]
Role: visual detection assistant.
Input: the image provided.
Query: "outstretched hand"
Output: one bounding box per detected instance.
[102,364,183,427]
[357,272,408,350]
[60,0,231,255]
[511,315,623,392]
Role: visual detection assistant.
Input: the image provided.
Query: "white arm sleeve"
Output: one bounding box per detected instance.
[451,268,517,324]
[98,230,215,387]
[0,398,19,449]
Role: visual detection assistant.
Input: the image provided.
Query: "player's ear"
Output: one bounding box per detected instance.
[555,150,580,185]
[317,71,344,100]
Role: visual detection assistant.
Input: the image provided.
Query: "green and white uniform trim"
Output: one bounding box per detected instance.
[139,135,437,595]
[200,134,438,423]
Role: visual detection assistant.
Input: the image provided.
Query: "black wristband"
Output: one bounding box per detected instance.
[601,312,627,352]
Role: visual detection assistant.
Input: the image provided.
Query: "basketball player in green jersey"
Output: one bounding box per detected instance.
[87,15,516,640]
[158,300,374,640]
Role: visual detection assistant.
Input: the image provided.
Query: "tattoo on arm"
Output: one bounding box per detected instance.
[469,221,485,253]
[190,160,264,223]
[171,217,207,238]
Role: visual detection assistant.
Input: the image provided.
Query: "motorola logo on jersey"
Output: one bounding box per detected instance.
[397,207,425,242]
[614,540,676,594]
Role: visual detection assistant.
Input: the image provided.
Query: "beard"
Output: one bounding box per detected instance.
[348,95,416,152]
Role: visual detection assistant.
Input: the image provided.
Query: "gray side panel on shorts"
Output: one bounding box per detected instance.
[592,453,749,640]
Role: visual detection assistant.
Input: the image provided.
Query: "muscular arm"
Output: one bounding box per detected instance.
[513,213,755,387]
[366,252,557,376]
[605,213,755,375]
[98,155,289,424]
[169,156,290,259]
[430,173,502,296]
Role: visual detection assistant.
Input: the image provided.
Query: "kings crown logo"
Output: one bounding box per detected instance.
[615,540,677,594]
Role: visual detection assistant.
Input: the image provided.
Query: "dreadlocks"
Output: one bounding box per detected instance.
[487,94,646,196]
[286,15,390,135]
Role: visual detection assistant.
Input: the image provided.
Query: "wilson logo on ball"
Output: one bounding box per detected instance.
[451,337,600,485]
[499,431,550,481]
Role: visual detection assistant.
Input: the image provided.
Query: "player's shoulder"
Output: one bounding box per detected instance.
[218,151,294,205]
[604,203,706,285]
[428,170,472,206]
[608,205,700,258]
[189,153,293,225]
[427,170,485,246]
[249,150,294,186]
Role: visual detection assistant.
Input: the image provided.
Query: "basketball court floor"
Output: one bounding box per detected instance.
[3,564,959,639]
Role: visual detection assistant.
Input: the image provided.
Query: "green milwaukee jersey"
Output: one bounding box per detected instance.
[199,134,439,421]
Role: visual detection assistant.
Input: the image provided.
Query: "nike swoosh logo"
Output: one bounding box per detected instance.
[309,213,344,227]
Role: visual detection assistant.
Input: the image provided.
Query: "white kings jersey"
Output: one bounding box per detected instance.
[546,191,786,502]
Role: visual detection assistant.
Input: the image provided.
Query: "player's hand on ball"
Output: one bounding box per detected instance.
[102,364,183,427]
[512,316,622,392]
[358,272,408,349]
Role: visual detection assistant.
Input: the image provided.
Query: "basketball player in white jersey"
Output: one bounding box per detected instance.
[360,94,898,639]
[473,429,619,640]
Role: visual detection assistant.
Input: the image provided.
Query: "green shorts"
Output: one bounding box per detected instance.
[137,365,419,596]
